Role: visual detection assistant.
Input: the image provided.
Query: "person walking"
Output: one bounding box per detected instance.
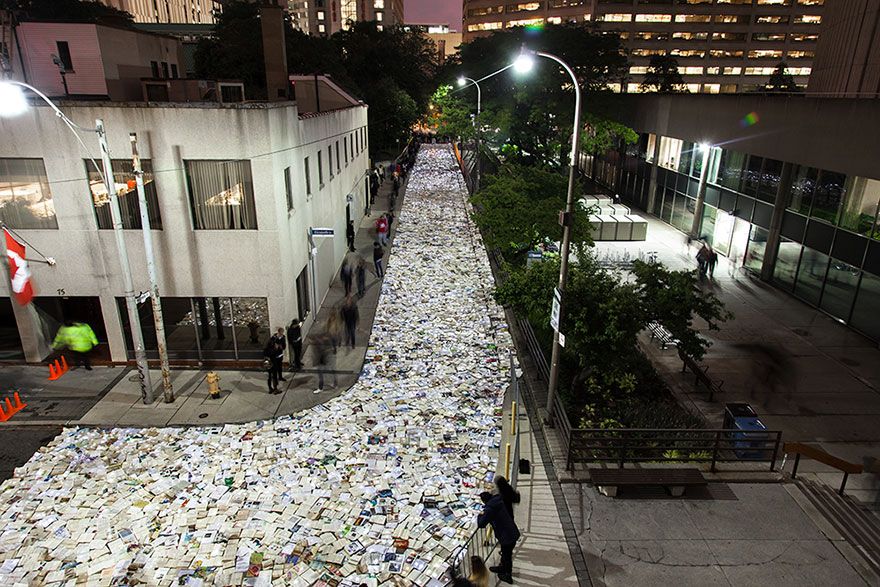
[340,295,359,349]
[708,248,719,279]
[341,258,354,297]
[286,318,304,371]
[385,211,395,236]
[346,220,356,252]
[326,311,342,352]
[477,491,520,584]
[495,476,521,523]
[356,256,367,297]
[696,244,710,278]
[52,320,99,370]
[373,242,384,278]
[391,173,400,208]
[376,214,389,247]
[263,328,286,394]
[312,332,337,393]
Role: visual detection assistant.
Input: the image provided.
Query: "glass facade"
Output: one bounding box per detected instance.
[583,132,880,343]
[86,159,162,230]
[0,158,58,229]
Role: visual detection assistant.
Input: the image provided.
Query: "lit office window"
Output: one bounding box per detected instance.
[635,14,672,22]
[787,50,814,59]
[184,160,257,230]
[599,13,632,22]
[634,32,669,40]
[467,5,502,16]
[756,15,789,24]
[506,2,542,13]
[467,22,503,31]
[376,11,382,21]
[713,32,747,41]
[714,15,748,24]
[753,33,787,42]
[86,159,162,230]
[706,67,721,75]
[549,0,584,6]
[745,67,776,75]
[374,0,383,7]
[673,32,708,40]
[671,49,706,58]
[685,84,700,93]
[675,15,710,22]
[631,48,667,56]
[678,66,704,75]
[710,50,744,58]
[0,158,57,229]
[317,10,325,19]
[629,66,649,74]
[723,67,742,75]
[704,84,720,94]
[547,16,562,23]
[794,15,822,24]
[790,33,819,42]
[318,24,325,33]
[749,50,784,59]
[507,17,544,27]
[757,0,790,4]
[797,0,823,4]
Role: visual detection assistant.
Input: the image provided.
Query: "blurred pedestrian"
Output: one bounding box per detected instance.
[263,328,286,394]
[696,244,710,278]
[356,256,367,297]
[708,247,718,279]
[385,211,395,235]
[468,556,490,587]
[370,173,379,205]
[327,311,342,352]
[52,320,98,370]
[340,295,359,349]
[373,242,384,278]
[477,491,519,584]
[286,318,304,371]
[346,220,356,252]
[341,258,353,296]
[495,476,521,522]
[376,214,389,247]
[312,332,337,393]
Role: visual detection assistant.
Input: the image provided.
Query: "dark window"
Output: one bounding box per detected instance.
[296,265,311,320]
[787,165,817,215]
[150,61,159,78]
[184,160,257,229]
[55,41,73,71]
[145,83,168,101]
[317,151,324,186]
[284,166,293,211]
[851,272,880,340]
[335,141,341,173]
[304,157,311,195]
[794,246,829,305]
[716,149,746,192]
[85,159,162,230]
[328,146,333,178]
[758,158,782,203]
[821,259,860,321]
[742,155,763,196]
[812,170,846,224]
[0,158,58,229]
[220,85,244,103]
[170,63,179,78]
[161,62,169,79]
[344,137,349,164]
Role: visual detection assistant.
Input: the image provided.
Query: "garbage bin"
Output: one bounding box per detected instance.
[723,403,768,460]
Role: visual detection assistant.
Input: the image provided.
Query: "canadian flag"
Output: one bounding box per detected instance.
[4,228,34,305]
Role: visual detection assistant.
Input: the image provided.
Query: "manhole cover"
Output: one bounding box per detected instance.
[198,413,209,419]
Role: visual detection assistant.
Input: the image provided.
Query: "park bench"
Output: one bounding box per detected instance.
[589,467,707,497]
[648,322,678,349]
[679,351,724,401]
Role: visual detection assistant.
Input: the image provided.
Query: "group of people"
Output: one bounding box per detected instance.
[696,242,719,279]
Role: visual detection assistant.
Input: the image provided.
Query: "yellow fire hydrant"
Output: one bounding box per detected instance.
[207,371,221,399]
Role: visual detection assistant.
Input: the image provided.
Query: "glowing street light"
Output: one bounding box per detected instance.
[511,47,582,422]
[457,75,483,192]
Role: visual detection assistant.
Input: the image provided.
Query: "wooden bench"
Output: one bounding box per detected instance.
[679,351,723,401]
[589,467,707,497]
[648,322,678,349]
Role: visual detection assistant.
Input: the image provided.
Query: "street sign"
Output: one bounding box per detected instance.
[550,287,561,331]
[559,332,566,348]
[309,227,334,237]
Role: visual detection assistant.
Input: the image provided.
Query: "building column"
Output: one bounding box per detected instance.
[646,137,662,214]
[760,162,794,282]
[690,147,712,238]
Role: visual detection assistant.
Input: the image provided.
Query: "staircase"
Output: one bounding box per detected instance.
[796,478,880,583]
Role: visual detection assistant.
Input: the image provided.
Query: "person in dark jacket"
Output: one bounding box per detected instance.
[346,220,356,252]
[263,328,286,394]
[340,295,359,349]
[495,476,521,522]
[286,319,303,371]
[477,492,520,584]
[356,256,367,297]
[341,259,354,296]
[373,242,384,278]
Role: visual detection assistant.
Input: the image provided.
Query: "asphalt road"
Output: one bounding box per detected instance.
[0,426,63,481]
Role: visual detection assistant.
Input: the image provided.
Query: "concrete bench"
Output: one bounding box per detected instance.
[589,467,707,497]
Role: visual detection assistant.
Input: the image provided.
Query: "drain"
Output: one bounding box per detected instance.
[198,413,208,419]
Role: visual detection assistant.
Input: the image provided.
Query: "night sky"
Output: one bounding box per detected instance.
[405,0,462,30]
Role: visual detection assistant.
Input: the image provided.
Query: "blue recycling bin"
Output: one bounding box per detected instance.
[723,403,768,460]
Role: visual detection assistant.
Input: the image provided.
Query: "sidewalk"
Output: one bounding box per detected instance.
[0,166,407,429]
[591,216,880,506]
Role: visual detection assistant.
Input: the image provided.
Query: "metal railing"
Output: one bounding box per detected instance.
[785,442,863,495]
[568,428,783,472]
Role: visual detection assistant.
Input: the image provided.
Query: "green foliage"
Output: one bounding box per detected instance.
[630,260,731,361]
[761,61,801,93]
[6,0,135,26]
[429,85,475,141]
[640,55,687,93]
[581,113,640,155]
[471,165,592,262]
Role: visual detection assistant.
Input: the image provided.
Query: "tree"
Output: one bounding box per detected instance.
[761,61,801,93]
[5,0,135,27]
[428,85,476,141]
[640,55,686,93]
[471,164,593,263]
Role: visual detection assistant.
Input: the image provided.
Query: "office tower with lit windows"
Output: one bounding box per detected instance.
[292,0,404,36]
[462,0,826,93]
[99,0,221,24]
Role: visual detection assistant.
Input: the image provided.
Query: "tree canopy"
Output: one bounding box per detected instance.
[640,55,687,93]
[761,62,801,93]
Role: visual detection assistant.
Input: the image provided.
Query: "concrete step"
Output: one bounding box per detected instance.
[796,478,880,582]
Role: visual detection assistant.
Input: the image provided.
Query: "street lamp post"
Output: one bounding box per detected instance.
[0,80,155,404]
[457,76,482,193]
[513,49,582,423]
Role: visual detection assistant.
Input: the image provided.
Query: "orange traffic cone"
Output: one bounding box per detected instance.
[4,398,11,413]
[48,362,58,381]
[13,392,25,409]
[60,355,69,373]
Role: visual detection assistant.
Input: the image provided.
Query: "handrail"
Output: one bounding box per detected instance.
[785,442,863,495]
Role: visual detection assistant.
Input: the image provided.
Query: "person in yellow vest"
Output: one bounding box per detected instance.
[53,320,98,370]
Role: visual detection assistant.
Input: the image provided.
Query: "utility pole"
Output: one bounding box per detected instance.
[96,119,153,404]
[130,132,173,403]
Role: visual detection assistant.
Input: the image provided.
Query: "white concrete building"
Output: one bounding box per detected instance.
[0,98,370,364]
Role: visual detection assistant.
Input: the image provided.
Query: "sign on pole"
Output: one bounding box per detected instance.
[559,332,566,348]
[550,287,561,331]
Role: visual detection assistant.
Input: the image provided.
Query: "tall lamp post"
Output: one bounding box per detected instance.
[457,76,482,192]
[512,48,582,423]
[0,80,157,404]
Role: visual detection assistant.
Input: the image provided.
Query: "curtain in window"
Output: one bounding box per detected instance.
[185,160,257,230]
[86,159,162,229]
